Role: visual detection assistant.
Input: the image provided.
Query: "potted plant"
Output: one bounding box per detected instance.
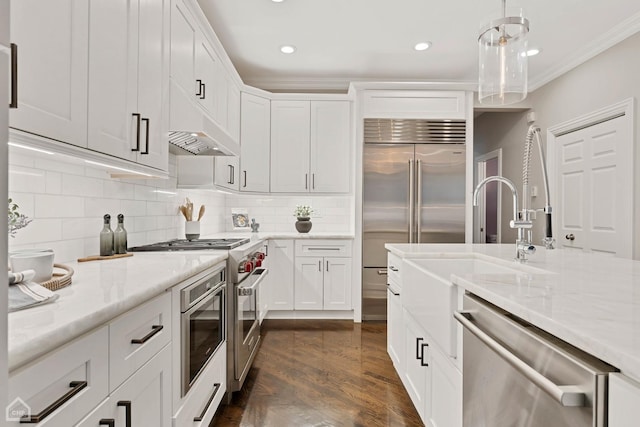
[293,205,313,233]
[8,198,32,238]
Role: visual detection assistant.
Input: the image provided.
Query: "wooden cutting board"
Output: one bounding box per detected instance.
[77,253,133,262]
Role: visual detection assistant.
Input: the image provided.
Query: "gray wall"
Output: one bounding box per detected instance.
[474,31,640,259]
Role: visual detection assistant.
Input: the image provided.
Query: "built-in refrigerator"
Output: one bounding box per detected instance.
[362,118,466,320]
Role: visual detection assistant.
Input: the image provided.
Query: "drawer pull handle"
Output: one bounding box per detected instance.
[420,342,429,367]
[117,401,132,427]
[194,383,221,422]
[20,380,87,423]
[377,269,388,275]
[131,324,163,344]
[307,247,340,251]
[99,419,115,427]
[10,43,18,109]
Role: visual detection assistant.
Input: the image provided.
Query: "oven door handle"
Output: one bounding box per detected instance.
[237,268,269,296]
[185,283,226,315]
[454,311,586,407]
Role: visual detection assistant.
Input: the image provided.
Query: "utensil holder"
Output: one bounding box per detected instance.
[185,221,200,241]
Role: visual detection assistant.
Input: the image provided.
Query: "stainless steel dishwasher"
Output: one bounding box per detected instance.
[454,294,617,427]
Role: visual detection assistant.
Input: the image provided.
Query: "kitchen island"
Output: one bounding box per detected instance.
[386,243,640,380]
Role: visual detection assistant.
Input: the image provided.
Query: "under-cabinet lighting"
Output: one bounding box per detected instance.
[8,142,55,155]
[217,189,233,195]
[153,190,178,195]
[84,160,153,177]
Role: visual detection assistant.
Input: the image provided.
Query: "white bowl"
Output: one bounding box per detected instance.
[10,252,55,283]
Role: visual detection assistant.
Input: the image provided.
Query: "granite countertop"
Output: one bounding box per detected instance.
[8,251,227,372]
[385,243,640,381]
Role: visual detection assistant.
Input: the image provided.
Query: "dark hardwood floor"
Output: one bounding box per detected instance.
[211,319,422,427]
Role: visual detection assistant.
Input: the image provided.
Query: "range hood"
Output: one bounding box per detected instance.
[169,80,240,156]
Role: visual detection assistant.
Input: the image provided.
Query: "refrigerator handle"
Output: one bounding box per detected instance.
[408,159,415,243]
[416,159,422,243]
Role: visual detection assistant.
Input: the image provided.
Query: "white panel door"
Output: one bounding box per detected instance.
[170,0,197,100]
[556,115,632,256]
[195,37,218,120]
[135,0,169,171]
[323,257,352,310]
[227,81,241,142]
[267,240,294,310]
[609,373,640,427]
[294,256,324,310]
[9,0,88,147]
[310,101,351,193]
[271,100,310,192]
[403,312,430,422]
[87,0,139,162]
[240,93,271,192]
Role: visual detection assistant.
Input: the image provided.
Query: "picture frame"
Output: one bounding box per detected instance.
[231,209,250,230]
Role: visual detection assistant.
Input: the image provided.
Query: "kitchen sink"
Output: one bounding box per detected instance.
[408,258,524,279]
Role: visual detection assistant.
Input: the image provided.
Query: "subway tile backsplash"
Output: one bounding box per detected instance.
[8,147,354,263]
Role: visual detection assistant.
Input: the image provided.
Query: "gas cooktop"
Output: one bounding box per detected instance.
[128,237,250,252]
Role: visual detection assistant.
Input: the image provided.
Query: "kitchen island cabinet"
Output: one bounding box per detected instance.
[386,243,640,426]
[609,373,640,427]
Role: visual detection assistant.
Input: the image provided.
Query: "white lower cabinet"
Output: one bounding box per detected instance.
[267,239,295,311]
[402,311,431,423]
[8,292,174,426]
[609,373,640,427]
[294,240,352,311]
[428,347,462,427]
[7,327,109,426]
[77,345,172,427]
[387,285,404,371]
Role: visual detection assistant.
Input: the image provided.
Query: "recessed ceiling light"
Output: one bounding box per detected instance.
[280,45,296,54]
[414,42,432,51]
[272,0,284,2]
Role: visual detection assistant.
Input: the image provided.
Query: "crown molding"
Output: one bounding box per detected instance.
[529,11,640,91]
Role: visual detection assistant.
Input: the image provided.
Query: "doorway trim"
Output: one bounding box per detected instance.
[547,97,634,258]
[475,148,503,244]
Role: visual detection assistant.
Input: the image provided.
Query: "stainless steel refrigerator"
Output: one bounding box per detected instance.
[362,118,466,320]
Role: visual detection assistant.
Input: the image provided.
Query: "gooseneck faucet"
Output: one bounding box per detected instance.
[473,176,536,261]
[523,123,555,249]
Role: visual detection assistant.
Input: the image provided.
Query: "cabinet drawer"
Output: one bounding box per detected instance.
[387,252,402,288]
[362,90,467,120]
[295,239,352,257]
[109,292,172,391]
[173,343,226,427]
[8,327,109,426]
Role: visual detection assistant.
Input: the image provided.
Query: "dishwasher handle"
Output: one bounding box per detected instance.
[454,311,586,407]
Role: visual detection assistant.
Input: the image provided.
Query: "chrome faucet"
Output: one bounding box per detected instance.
[473,176,536,261]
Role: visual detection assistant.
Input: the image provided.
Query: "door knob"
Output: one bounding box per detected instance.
[565,234,575,241]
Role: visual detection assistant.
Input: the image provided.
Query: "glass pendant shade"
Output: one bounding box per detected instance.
[478,13,529,105]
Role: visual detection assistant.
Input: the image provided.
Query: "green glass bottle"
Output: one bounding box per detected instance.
[99,214,114,256]
[114,214,128,254]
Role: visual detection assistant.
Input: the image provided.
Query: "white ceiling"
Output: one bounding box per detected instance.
[197,0,640,92]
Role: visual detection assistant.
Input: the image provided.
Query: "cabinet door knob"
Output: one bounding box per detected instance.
[565,234,575,241]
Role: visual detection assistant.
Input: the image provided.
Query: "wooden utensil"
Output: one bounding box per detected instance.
[197,205,205,221]
[179,205,189,221]
[78,253,133,262]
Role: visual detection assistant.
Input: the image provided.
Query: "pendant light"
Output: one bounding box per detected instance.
[478,0,529,105]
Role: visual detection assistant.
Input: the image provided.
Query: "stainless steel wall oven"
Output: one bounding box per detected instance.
[180,265,226,396]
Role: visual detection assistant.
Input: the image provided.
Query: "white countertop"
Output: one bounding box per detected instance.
[386,243,640,381]
[8,251,227,372]
[203,231,355,240]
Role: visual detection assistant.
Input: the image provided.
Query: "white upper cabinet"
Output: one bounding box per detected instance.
[363,90,466,120]
[214,155,239,191]
[9,0,89,147]
[310,101,351,193]
[227,80,241,142]
[88,0,169,171]
[170,0,197,108]
[240,93,271,192]
[195,35,219,119]
[270,100,311,192]
[271,100,351,193]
